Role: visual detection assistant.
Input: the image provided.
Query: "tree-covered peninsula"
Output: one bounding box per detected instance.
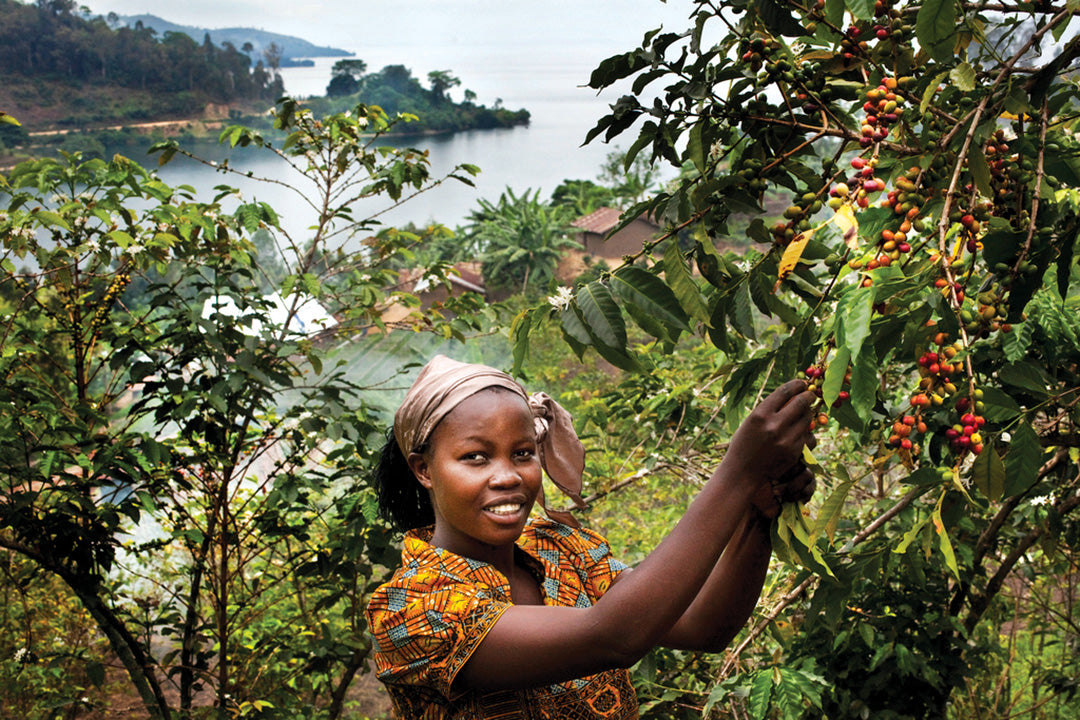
[0,0,528,161]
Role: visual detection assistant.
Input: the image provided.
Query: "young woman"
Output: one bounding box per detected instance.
[366,355,816,719]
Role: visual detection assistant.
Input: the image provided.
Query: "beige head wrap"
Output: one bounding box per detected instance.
[394,355,587,528]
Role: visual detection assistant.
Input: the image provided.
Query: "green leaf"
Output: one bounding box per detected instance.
[978,386,1022,422]
[757,0,807,36]
[821,345,850,410]
[1003,422,1042,497]
[968,144,993,198]
[86,661,106,687]
[836,285,874,359]
[921,70,951,115]
[950,62,976,92]
[916,0,957,63]
[934,507,960,578]
[894,517,928,554]
[663,242,710,324]
[687,121,707,175]
[610,265,691,339]
[748,670,774,720]
[845,0,876,21]
[813,476,854,545]
[971,446,1006,501]
[574,282,628,350]
[1002,321,1033,362]
[33,209,71,231]
[849,345,878,424]
[997,361,1050,397]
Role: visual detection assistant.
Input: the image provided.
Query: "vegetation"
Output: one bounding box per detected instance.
[0,101,491,719]
[0,0,284,128]
[3,0,1080,718]
[306,60,530,134]
[508,0,1080,717]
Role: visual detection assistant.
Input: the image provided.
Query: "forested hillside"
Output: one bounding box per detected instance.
[0,0,283,127]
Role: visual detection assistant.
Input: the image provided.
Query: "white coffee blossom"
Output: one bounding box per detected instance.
[1029,495,1052,507]
[49,193,68,204]
[157,222,170,233]
[78,192,93,202]
[86,238,100,253]
[12,647,29,663]
[547,286,574,311]
[73,216,87,228]
[126,243,145,257]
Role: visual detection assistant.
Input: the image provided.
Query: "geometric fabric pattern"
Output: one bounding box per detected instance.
[366,518,637,719]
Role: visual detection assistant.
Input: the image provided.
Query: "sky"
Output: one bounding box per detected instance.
[82,1,694,56]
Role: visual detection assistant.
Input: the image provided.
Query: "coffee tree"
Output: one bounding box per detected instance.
[513,1,1080,716]
[0,101,486,719]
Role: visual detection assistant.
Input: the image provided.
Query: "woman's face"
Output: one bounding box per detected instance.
[408,389,542,562]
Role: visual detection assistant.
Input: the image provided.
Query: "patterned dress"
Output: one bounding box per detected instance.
[366,518,638,720]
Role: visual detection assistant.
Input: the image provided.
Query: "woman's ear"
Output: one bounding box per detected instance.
[408,452,432,489]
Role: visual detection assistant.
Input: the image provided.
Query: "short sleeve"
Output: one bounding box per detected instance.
[528,519,630,602]
[366,575,511,699]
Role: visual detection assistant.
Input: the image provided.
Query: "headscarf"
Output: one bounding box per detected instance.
[394,355,587,528]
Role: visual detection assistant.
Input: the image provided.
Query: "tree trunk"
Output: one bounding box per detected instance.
[72,583,173,720]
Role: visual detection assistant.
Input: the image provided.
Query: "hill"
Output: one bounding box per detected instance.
[119,14,352,66]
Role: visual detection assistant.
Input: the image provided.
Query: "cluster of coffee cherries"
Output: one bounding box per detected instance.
[914,331,963,408]
[944,394,987,456]
[960,285,1013,338]
[933,275,966,307]
[985,128,1030,223]
[887,330,966,456]
[89,270,132,334]
[804,363,851,431]
[770,190,823,245]
[739,36,782,74]
[858,77,910,147]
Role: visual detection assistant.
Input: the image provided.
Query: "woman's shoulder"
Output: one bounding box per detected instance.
[522,517,617,558]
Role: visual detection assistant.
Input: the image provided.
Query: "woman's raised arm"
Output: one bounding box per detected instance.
[455,379,815,692]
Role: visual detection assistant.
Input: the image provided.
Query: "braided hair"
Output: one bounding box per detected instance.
[374,426,435,533]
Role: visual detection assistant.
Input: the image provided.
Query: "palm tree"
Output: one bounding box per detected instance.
[463,188,580,295]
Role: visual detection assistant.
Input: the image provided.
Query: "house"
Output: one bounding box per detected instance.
[570,207,662,260]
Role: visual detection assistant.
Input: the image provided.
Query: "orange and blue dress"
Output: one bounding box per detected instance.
[366,518,638,720]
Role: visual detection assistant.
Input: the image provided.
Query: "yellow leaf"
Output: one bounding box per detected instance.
[773,229,814,292]
[834,204,860,249]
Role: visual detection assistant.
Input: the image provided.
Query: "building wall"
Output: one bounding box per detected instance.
[582,218,660,258]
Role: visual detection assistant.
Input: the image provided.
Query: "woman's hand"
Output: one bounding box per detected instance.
[723,380,817,517]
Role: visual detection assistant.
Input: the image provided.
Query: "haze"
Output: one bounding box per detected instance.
[83,1,693,58]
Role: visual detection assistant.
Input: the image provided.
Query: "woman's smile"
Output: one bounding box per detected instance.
[409,388,543,563]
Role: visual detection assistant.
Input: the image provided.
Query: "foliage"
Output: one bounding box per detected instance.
[510,1,1080,717]
[461,187,581,296]
[307,63,530,134]
[0,551,116,719]
[551,179,617,218]
[0,0,283,108]
[0,100,492,719]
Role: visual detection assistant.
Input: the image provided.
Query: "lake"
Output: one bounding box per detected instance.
[154,33,681,238]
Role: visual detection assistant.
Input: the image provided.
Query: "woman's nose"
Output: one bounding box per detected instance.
[489,460,522,486]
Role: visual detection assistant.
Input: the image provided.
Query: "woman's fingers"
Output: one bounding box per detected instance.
[770,463,816,505]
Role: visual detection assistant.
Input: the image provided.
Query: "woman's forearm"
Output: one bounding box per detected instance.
[660,509,773,651]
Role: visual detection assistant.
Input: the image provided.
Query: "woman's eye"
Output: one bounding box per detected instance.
[514,449,536,460]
